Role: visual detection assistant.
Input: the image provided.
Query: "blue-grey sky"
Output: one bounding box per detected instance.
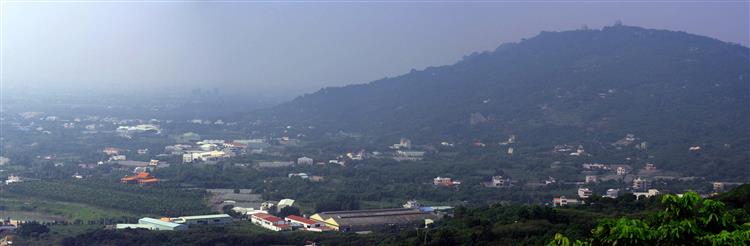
[2,1,748,99]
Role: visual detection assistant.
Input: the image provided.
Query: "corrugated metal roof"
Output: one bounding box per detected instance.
[178,214,232,220]
[139,217,184,228]
[313,208,436,227]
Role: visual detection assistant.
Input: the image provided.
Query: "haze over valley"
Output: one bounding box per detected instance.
[1,2,749,245]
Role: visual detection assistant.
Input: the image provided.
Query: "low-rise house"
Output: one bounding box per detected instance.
[606,189,620,198]
[277,199,295,211]
[297,157,314,165]
[633,189,660,200]
[433,177,460,187]
[0,218,17,233]
[578,188,592,199]
[78,163,97,169]
[390,138,412,149]
[258,161,295,168]
[231,207,261,216]
[613,133,637,146]
[713,182,725,193]
[347,151,365,161]
[288,173,309,179]
[552,196,583,207]
[286,215,324,231]
[402,200,422,209]
[133,166,153,173]
[103,147,123,156]
[251,213,290,231]
[616,166,629,175]
[490,176,511,187]
[393,150,426,161]
[4,175,22,185]
[582,163,608,170]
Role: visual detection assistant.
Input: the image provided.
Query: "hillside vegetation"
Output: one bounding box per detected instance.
[250,25,750,179]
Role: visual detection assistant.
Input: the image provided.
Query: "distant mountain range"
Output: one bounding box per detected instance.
[248,25,749,178]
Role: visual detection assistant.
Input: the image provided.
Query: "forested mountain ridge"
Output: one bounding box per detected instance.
[249,25,750,178]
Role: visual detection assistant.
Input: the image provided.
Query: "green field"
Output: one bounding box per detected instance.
[0,196,138,222]
[1,180,213,220]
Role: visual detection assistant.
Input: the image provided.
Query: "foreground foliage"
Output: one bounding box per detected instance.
[550,189,750,246]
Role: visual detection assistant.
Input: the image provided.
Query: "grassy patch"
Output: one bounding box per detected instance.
[1,196,138,222]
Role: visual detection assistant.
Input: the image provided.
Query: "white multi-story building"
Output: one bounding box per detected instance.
[578,188,593,199]
[632,177,647,190]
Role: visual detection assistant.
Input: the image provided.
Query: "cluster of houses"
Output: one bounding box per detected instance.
[553,144,586,156]
[159,138,269,164]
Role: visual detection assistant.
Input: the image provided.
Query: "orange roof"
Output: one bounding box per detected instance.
[136,172,152,178]
[121,172,158,183]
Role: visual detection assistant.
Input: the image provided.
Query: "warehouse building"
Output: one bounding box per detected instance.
[116,217,187,231]
[309,208,437,232]
[171,214,232,225]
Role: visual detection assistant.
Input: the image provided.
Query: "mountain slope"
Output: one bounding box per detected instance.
[258,25,748,136]
[250,25,750,178]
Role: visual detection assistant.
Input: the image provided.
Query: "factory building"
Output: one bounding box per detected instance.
[116,217,187,231]
[309,208,437,232]
[170,214,233,225]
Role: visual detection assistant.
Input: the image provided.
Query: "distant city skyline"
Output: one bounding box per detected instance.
[2,1,748,99]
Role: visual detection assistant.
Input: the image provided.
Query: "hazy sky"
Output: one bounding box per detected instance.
[2,1,748,99]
